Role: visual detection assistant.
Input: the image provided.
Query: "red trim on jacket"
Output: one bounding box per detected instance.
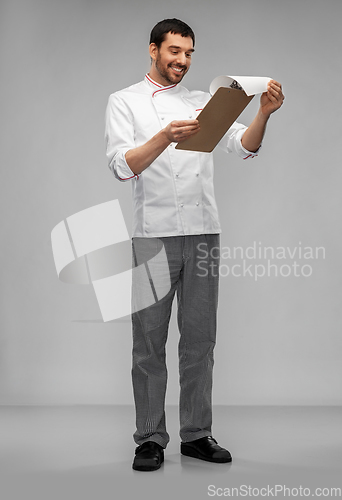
[117,173,139,181]
[243,154,258,160]
[145,74,177,97]
[145,74,163,88]
[152,85,177,97]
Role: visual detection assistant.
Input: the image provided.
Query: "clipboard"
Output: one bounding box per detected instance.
[175,75,271,153]
[175,87,253,153]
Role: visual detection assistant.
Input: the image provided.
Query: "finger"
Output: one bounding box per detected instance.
[173,119,199,127]
[173,126,200,139]
[187,126,200,135]
[179,127,200,137]
[272,85,285,100]
[177,127,200,142]
[269,80,281,89]
[178,124,201,137]
[266,89,279,103]
[179,123,200,132]
[267,85,284,102]
[268,79,281,88]
[266,90,285,109]
[268,82,281,93]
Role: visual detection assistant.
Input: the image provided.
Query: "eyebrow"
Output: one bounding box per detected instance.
[168,45,195,53]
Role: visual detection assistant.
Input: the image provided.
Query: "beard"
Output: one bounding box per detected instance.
[155,53,187,85]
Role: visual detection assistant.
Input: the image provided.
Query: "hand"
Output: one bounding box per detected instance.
[259,80,285,118]
[163,119,200,143]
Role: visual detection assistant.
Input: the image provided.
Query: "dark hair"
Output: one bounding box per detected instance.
[149,18,195,48]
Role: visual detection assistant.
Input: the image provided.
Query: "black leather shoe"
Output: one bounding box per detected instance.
[132,441,164,471]
[181,436,232,463]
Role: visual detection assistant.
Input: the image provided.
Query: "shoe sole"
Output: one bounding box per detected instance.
[181,444,232,463]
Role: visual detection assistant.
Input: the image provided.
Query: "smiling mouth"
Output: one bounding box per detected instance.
[170,66,185,74]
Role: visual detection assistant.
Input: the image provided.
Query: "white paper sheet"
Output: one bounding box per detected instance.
[210,75,272,96]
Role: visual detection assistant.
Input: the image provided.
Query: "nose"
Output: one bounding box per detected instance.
[176,52,187,66]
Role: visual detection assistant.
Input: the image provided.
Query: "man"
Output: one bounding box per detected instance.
[105,18,284,472]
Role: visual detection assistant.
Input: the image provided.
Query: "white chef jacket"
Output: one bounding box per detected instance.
[105,74,260,237]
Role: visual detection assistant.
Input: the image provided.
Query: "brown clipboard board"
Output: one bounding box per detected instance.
[175,87,254,153]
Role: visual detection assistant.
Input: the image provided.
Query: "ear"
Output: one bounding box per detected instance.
[149,43,158,62]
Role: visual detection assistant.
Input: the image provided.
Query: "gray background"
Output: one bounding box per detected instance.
[1,0,342,407]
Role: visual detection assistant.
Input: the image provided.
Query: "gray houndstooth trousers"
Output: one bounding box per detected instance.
[131,234,220,448]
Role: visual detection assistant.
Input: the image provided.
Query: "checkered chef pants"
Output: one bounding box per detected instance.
[131,234,220,448]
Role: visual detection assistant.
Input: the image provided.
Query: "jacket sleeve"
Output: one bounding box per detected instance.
[105,93,138,181]
[217,120,261,160]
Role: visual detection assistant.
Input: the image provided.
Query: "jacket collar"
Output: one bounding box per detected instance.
[144,74,179,97]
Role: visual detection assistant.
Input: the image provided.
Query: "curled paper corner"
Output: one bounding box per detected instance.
[210,75,272,96]
[51,199,171,322]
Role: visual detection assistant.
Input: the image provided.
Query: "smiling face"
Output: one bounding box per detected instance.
[149,32,194,86]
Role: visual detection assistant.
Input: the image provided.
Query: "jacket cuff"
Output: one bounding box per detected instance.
[112,149,139,181]
[237,128,262,159]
